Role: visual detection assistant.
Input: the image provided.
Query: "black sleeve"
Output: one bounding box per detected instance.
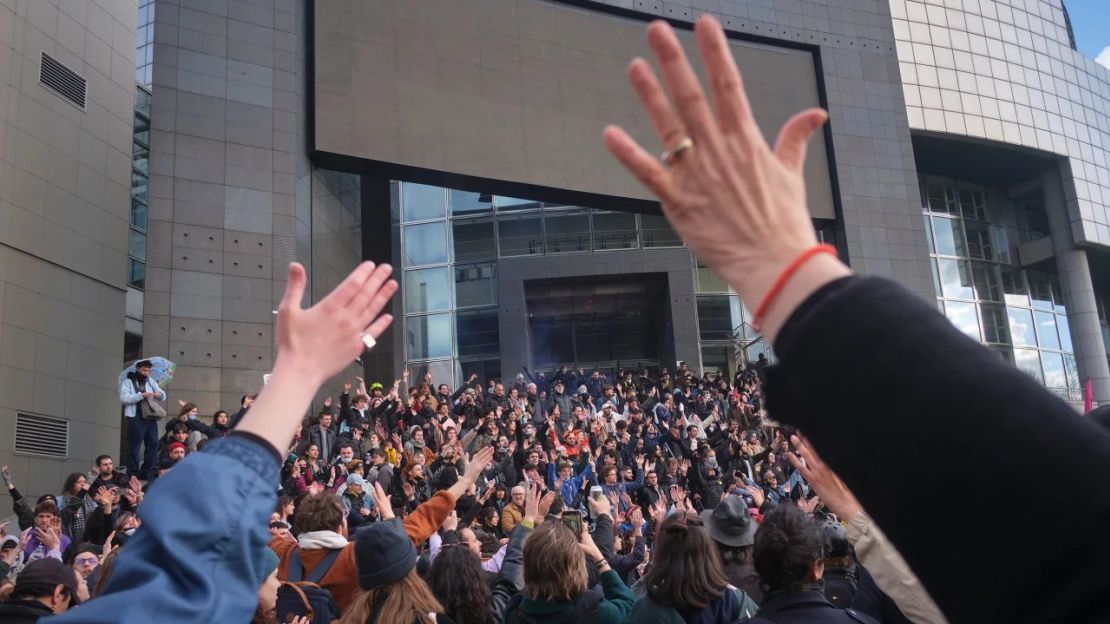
[185,419,218,438]
[766,276,1110,624]
[593,513,616,561]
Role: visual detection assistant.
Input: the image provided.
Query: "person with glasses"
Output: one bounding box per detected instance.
[68,546,100,581]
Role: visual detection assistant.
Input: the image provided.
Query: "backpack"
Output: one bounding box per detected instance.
[276,548,342,624]
[822,564,860,609]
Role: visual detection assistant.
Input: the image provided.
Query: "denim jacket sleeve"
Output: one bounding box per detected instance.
[46,434,279,623]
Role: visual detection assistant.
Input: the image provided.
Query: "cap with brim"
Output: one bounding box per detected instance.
[700,496,758,548]
[0,535,17,550]
[14,557,80,605]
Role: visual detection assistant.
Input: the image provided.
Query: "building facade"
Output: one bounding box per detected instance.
[0,0,136,495]
[3,0,1110,493]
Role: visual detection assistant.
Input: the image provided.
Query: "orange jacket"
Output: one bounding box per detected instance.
[270,490,455,612]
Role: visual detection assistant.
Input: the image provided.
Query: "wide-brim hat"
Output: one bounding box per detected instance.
[700,496,758,548]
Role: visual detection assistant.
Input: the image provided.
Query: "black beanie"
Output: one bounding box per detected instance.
[354,517,417,590]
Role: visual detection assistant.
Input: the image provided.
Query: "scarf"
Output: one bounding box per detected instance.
[297,530,349,550]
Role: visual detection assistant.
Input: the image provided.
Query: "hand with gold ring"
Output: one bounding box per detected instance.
[603,17,850,341]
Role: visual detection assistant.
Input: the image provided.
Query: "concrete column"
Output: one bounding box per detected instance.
[1042,169,1110,406]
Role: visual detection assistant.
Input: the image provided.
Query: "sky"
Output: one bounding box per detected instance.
[1062,0,1110,69]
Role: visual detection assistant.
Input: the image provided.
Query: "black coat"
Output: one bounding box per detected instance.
[743,591,878,624]
[766,276,1110,623]
[0,600,54,624]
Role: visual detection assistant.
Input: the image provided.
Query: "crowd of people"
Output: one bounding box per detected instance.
[2,13,1109,624]
[1,356,937,624]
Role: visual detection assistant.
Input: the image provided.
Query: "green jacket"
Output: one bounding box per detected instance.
[509,569,636,623]
[624,587,758,624]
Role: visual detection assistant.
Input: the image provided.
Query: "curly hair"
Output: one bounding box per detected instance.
[426,545,494,624]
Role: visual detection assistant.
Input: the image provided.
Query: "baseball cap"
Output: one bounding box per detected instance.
[13,557,80,605]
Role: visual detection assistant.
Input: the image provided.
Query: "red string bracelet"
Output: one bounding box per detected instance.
[752,244,838,332]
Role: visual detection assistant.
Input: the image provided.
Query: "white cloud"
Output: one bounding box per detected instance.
[1096,46,1110,70]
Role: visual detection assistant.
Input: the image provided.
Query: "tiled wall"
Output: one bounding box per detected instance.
[0,0,136,495]
[892,0,1110,248]
[143,0,361,413]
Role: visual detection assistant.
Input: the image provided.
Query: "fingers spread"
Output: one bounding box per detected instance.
[646,21,721,151]
[773,108,828,172]
[603,125,678,205]
[628,58,687,151]
[693,16,756,139]
[279,262,307,312]
[363,312,394,341]
[323,261,377,311]
[349,264,396,327]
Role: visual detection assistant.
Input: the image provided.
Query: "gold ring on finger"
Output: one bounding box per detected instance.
[660,137,694,165]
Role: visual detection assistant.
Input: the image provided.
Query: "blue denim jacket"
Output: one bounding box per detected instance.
[47,435,279,623]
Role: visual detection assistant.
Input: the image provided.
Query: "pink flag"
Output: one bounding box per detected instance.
[1085,377,1094,413]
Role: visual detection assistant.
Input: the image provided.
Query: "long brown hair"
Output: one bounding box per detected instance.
[522,522,587,602]
[642,511,730,611]
[91,549,120,597]
[338,569,442,624]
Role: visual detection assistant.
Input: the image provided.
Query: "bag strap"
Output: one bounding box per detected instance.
[306,548,343,584]
[287,548,305,583]
[280,581,315,619]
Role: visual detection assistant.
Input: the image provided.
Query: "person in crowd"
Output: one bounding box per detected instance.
[89,456,129,493]
[228,392,256,428]
[339,474,376,530]
[748,504,878,623]
[0,557,81,621]
[184,409,233,443]
[820,519,911,623]
[427,483,540,624]
[502,519,636,623]
[118,359,165,481]
[500,485,526,534]
[700,495,762,604]
[626,507,758,623]
[56,473,98,545]
[67,545,99,584]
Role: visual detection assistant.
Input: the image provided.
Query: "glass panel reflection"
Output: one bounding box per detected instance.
[1033,310,1059,350]
[931,217,963,256]
[1014,348,1043,383]
[1040,351,1066,389]
[406,314,453,360]
[410,360,457,389]
[937,258,975,300]
[981,304,1009,344]
[497,213,544,256]
[697,295,743,341]
[455,263,496,308]
[403,222,449,267]
[641,214,682,248]
[544,210,590,253]
[1007,307,1036,347]
[945,300,981,340]
[1056,313,1073,352]
[592,212,638,250]
[403,184,446,222]
[403,267,451,314]
[452,218,495,263]
[456,308,500,358]
[450,190,491,215]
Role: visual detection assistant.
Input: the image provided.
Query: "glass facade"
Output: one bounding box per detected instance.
[922,176,1081,400]
[129,87,151,290]
[135,0,154,86]
[395,181,690,385]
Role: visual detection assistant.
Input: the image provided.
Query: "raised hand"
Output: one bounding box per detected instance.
[373,482,394,520]
[744,484,765,509]
[537,491,558,518]
[523,482,542,523]
[307,481,325,496]
[324,396,333,408]
[343,380,352,393]
[588,491,612,518]
[129,476,143,495]
[786,434,862,521]
[601,18,849,340]
[441,510,459,532]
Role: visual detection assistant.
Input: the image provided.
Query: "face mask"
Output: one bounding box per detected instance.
[123,527,137,536]
[706,457,719,469]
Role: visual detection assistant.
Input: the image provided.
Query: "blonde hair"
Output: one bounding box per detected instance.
[522,522,587,602]
[338,569,442,624]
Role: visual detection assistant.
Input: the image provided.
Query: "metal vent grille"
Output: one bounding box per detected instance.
[14,413,69,459]
[39,51,87,110]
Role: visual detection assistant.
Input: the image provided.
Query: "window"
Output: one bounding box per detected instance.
[455,263,496,308]
[944,300,981,340]
[1040,351,1067,390]
[971,262,1001,302]
[980,304,1009,344]
[403,267,452,314]
[409,360,457,389]
[128,259,146,290]
[1008,307,1036,347]
[452,218,495,263]
[1034,311,1060,350]
[931,216,963,256]
[641,214,682,248]
[936,258,975,300]
[1014,348,1043,383]
[926,183,957,213]
[130,197,147,231]
[494,196,541,211]
[450,190,491,215]
[497,213,544,256]
[697,295,743,341]
[544,209,589,253]
[406,314,453,360]
[456,308,500,358]
[402,184,446,222]
[402,222,449,267]
[592,212,637,250]
[128,230,147,259]
[131,171,148,203]
[964,223,993,260]
[695,257,730,294]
